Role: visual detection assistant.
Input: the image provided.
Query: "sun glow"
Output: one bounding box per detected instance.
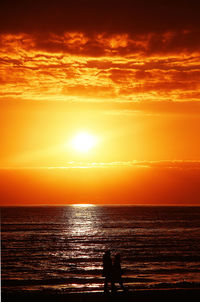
[71,204,96,207]
[71,132,97,153]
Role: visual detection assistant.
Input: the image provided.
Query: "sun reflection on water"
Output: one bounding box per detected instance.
[71,204,96,207]
[68,204,99,236]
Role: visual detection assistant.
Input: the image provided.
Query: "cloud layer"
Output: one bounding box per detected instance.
[1,31,200,106]
[1,1,200,106]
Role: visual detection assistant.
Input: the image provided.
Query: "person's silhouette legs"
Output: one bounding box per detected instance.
[104,276,108,293]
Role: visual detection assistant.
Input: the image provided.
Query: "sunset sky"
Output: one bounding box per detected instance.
[0,0,200,205]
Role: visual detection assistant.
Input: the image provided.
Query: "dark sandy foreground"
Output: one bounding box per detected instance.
[2,289,200,302]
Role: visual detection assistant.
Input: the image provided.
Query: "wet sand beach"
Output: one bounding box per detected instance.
[2,289,200,302]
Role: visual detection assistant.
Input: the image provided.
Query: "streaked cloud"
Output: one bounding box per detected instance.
[1,32,200,106]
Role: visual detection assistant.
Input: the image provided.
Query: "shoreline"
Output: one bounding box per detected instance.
[2,288,200,302]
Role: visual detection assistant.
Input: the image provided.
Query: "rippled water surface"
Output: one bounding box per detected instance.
[1,206,200,293]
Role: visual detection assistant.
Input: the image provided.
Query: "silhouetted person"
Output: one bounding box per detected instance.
[113,254,125,291]
[102,250,115,293]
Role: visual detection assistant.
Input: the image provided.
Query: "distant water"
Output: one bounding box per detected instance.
[1,206,200,293]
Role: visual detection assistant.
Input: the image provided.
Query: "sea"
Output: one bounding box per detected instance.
[1,206,200,294]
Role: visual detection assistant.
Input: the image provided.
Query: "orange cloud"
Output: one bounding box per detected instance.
[1,32,200,104]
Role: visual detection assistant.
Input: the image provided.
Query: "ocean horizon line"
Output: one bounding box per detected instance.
[1,203,200,207]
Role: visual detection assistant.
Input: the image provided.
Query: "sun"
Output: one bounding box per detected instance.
[71,132,97,153]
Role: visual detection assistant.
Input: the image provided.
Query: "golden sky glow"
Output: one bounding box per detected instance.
[0,0,200,205]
